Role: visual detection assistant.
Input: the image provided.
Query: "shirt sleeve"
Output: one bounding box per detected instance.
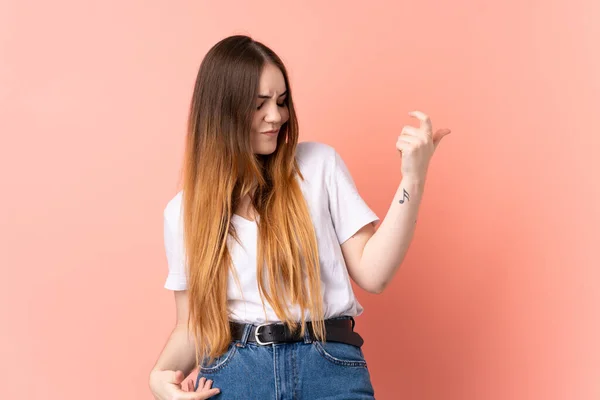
[163,210,188,291]
[326,147,380,245]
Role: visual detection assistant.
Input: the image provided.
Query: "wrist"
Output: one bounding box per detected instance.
[401,175,426,188]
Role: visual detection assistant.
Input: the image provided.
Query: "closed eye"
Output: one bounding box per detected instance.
[257,99,288,110]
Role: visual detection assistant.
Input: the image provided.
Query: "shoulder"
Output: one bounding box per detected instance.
[296,141,337,173]
[163,190,183,228]
[296,140,335,157]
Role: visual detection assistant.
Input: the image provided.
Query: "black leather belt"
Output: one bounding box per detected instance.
[229,317,364,348]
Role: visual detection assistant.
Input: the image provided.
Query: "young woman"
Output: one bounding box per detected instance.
[149,34,451,400]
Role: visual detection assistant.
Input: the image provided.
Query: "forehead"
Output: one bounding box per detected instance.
[258,63,287,95]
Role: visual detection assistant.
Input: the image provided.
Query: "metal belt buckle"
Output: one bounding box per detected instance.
[255,323,275,346]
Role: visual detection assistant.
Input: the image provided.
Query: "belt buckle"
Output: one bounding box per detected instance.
[255,323,275,346]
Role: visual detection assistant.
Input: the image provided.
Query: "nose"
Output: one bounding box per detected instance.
[264,104,283,125]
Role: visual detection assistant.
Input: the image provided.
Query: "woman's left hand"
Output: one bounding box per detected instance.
[396,110,451,182]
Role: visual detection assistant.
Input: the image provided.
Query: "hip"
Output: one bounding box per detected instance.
[195,317,375,399]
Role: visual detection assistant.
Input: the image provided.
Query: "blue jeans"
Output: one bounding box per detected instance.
[195,316,376,399]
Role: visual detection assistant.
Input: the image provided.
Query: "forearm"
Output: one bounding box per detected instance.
[150,324,198,377]
[361,176,425,293]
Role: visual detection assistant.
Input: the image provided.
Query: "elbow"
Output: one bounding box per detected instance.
[364,281,387,295]
[371,285,386,295]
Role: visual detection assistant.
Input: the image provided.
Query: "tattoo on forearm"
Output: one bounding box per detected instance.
[399,188,410,204]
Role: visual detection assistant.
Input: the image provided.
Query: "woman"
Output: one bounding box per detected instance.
[149,34,451,399]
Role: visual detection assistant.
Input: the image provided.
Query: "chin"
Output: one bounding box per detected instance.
[253,143,278,155]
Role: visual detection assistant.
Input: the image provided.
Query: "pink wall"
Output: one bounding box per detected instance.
[1,1,598,399]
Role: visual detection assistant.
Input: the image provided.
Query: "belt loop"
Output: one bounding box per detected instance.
[238,323,252,347]
[350,316,355,330]
[303,322,312,344]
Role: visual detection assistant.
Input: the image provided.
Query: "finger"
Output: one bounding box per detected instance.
[197,376,206,388]
[399,134,420,145]
[408,111,433,135]
[434,128,451,139]
[186,379,194,392]
[433,128,451,148]
[400,125,423,138]
[398,138,418,148]
[202,378,214,390]
[174,388,221,400]
[198,376,210,391]
[396,141,413,153]
[198,388,221,399]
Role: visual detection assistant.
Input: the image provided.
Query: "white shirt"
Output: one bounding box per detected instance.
[162,141,380,324]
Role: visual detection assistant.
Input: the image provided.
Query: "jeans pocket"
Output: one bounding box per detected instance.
[199,342,238,374]
[312,340,368,368]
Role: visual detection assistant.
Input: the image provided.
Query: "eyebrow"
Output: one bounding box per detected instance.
[258,90,287,99]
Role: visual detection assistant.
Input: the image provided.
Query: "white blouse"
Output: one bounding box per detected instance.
[162,141,380,324]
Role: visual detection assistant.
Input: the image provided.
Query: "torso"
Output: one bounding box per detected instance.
[163,141,379,323]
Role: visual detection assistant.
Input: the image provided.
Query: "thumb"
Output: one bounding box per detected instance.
[433,128,451,148]
[168,370,186,384]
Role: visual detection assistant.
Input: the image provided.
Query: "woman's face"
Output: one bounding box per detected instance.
[251,63,289,155]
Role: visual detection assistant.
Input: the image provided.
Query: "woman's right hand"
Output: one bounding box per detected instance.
[149,369,221,400]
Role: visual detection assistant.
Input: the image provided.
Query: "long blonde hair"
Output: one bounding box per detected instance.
[179,35,325,366]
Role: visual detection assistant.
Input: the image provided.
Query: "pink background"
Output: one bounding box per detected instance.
[1,1,599,399]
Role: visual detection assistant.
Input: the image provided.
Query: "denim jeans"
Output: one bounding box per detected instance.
[195,316,376,399]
